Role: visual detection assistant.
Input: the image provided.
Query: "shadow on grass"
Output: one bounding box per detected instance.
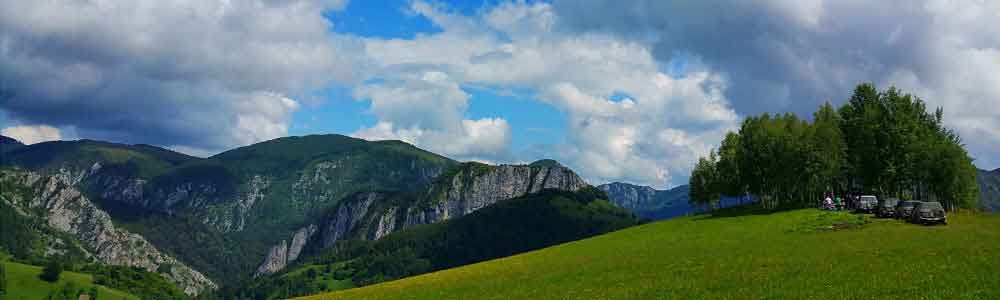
[694,203,813,220]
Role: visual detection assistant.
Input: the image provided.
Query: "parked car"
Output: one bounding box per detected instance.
[909,202,947,225]
[895,200,921,220]
[875,198,900,218]
[855,195,878,213]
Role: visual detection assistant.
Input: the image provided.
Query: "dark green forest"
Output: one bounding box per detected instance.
[690,83,979,211]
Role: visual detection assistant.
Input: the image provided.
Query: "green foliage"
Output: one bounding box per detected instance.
[302,209,1000,300]
[243,188,638,299]
[2,140,195,179]
[693,84,979,211]
[2,261,137,300]
[0,260,7,295]
[689,152,720,208]
[119,213,267,287]
[40,260,63,282]
[84,265,187,300]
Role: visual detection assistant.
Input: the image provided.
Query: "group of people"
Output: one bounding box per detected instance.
[822,194,858,211]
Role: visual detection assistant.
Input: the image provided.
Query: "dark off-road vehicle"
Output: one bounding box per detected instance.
[895,200,921,220]
[855,195,878,213]
[909,202,947,225]
[875,198,899,218]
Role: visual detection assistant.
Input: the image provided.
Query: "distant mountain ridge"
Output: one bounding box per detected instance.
[599,182,753,220]
[977,168,1000,212]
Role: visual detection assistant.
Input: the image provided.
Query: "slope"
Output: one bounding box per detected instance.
[300,207,1000,300]
[2,260,137,300]
[240,188,637,299]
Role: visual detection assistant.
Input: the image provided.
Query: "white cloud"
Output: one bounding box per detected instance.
[2,125,62,145]
[0,0,361,153]
[553,0,1000,171]
[353,1,739,188]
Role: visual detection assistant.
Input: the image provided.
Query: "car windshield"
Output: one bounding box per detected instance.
[918,203,944,211]
[882,200,898,207]
[901,202,918,208]
[860,196,876,202]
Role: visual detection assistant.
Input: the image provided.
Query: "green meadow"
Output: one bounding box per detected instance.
[300,207,1000,300]
[2,261,136,300]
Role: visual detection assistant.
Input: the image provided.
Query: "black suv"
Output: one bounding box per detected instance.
[895,201,921,220]
[908,202,947,225]
[875,198,899,218]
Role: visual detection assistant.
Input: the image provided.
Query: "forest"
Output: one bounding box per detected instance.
[690,83,979,211]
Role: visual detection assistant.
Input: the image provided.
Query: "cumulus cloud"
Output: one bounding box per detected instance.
[2,124,62,145]
[551,0,1000,170]
[0,0,362,153]
[355,1,739,187]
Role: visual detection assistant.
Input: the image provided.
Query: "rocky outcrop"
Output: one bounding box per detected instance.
[253,161,591,275]
[0,170,216,296]
[403,163,589,227]
[254,192,382,277]
[253,224,319,277]
[321,192,381,248]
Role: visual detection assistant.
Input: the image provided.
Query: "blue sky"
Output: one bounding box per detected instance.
[3,0,1000,188]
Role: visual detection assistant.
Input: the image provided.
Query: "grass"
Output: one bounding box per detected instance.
[298,207,1000,300]
[2,261,137,300]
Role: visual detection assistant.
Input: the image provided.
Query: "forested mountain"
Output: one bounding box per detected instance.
[691,84,979,211]
[0,134,609,298]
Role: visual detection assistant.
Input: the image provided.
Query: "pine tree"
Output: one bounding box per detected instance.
[40,260,63,282]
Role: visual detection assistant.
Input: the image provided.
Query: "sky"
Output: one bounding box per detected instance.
[1,0,999,189]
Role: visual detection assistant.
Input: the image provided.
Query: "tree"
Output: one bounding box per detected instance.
[40,260,63,282]
[689,152,720,209]
[0,262,7,296]
[692,83,979,211]
[89,285,100,300]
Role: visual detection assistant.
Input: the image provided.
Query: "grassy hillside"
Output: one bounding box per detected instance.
[300,207,1000,300]
[2,261,137,300]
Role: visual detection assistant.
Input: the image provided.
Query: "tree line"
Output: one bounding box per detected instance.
[690,83,979,211]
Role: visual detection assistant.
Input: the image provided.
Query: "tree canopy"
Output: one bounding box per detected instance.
[690,83,978,211]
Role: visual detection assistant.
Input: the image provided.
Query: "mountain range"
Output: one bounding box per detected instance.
[0,134,631,297]
[1,133,996,298]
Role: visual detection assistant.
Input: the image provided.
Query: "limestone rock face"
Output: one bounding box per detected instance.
[253,162,591,275]
[404,164,589,227]
[0,170,216,296]
[321,192,380,248]
[253,224,320,277]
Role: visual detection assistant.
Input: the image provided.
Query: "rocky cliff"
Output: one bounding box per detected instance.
[0,169,216,295]
[253,161,590,276]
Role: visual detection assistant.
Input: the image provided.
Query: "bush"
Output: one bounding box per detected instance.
[40,261,63,282]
